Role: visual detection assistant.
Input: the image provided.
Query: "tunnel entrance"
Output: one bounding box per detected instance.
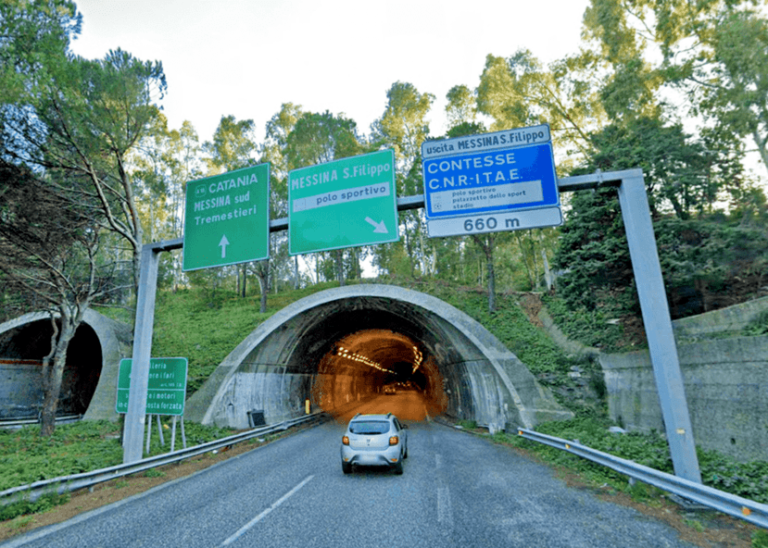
[0,319,103,420]
[312,329,447,422]
[186,284,572,430]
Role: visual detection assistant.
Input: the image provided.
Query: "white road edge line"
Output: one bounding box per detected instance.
[437,486,454,532]
[219,475,315,547]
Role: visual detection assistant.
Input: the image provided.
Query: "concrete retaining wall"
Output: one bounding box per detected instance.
[672,295,768,339]
[600,336,768,462]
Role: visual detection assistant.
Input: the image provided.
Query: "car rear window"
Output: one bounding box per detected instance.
[349,421,390,435]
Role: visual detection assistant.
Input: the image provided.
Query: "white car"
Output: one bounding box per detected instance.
[340,413,408,474]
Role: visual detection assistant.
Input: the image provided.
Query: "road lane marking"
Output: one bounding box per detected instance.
[219,475,315,547]
[437,486,454,532]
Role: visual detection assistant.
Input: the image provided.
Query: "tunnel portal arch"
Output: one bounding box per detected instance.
[185,284,571,430]
[0,310,131,421]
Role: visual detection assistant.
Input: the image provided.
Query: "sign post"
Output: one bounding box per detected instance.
[422,124,562,237]
[288,149,398,255]
[183,164,270,271]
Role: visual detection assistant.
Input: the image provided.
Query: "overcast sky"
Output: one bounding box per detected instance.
[69,0,591,145]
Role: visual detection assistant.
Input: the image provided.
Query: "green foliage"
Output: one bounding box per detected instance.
[698,448,768,504]
[655,218,768,317]
[554,185,637,316]
[589,117,733,220]
[554,115,768,324]
[743,311,768,337]
[404,281,572,377]
[0,419,235,494]
[285,111,362,170]
[0,492,70,522]
[496,416,768,505]
[0,421,123,491]
[203,115,258,172]
[542,293,631,351]
[152,288,273,396]
[753,530,768,548]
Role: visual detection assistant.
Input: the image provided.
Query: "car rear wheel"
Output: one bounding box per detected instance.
[393,459,403,475]
[342,461,352,474]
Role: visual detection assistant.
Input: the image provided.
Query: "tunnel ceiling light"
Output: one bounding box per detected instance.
[334,346,394,374]
[412,346,423,374]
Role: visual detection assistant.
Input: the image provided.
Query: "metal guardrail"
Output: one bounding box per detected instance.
[517,427,768,529]
[0,415,82,429]
[1,413,327,506]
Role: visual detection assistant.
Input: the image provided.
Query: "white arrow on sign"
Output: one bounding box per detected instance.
[365,217,388,234]
[219,234,230,258]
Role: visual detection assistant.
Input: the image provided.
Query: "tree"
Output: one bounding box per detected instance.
[554,114,755,318]
[0,7,167,293]
[692,10,768,175]
[580,0,768,176]
[0,160,111,435]
[589,116,731,220]
[262,103,302,289]
[445,85,478,130]
[476,51,605,166]
[370,82,434,278]
[131,116,203,291]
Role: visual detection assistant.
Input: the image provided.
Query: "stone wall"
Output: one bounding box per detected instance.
[672,295,768,340]
[600,336,768,462]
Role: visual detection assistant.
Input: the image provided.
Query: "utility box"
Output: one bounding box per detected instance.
[247,410,265,428]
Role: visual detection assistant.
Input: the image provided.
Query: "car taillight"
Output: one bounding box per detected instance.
[342,436,350,445]
[389,436,399,446]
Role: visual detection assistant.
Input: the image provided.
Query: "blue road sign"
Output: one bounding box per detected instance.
[422,126,559,220]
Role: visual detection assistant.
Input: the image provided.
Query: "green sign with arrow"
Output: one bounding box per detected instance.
[288,149,398,255]
[183,164,270,271]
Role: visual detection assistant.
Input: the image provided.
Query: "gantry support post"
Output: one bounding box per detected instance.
[559,169,701,483]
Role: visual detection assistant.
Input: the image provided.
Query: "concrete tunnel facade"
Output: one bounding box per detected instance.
[185,284,572,430]
[0,309,131,421]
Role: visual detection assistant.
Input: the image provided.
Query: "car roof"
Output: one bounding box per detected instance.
[350,413,394,421]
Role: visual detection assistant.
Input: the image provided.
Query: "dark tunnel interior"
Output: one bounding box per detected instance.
[0,320,102,419]
[294,305,448,422]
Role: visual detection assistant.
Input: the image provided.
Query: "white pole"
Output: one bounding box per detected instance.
[157,414,165,447]
[145,414,152,455]
[170,415,177,452]
[181,414,187,449]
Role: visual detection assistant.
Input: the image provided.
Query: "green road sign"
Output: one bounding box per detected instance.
[288,149,398,255]
[116,358,188,416]
[183,164,270,271]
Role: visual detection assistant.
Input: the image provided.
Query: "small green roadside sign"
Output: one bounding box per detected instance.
[183,164,270,271]
[116,358,188,416]
[288,149,398,255]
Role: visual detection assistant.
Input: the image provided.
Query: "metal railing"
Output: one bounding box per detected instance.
[517,427,768,529]
[0,415,82,429]
[1,413,327,506]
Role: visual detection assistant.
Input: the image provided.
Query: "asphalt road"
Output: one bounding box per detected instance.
[4,392,696,548]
